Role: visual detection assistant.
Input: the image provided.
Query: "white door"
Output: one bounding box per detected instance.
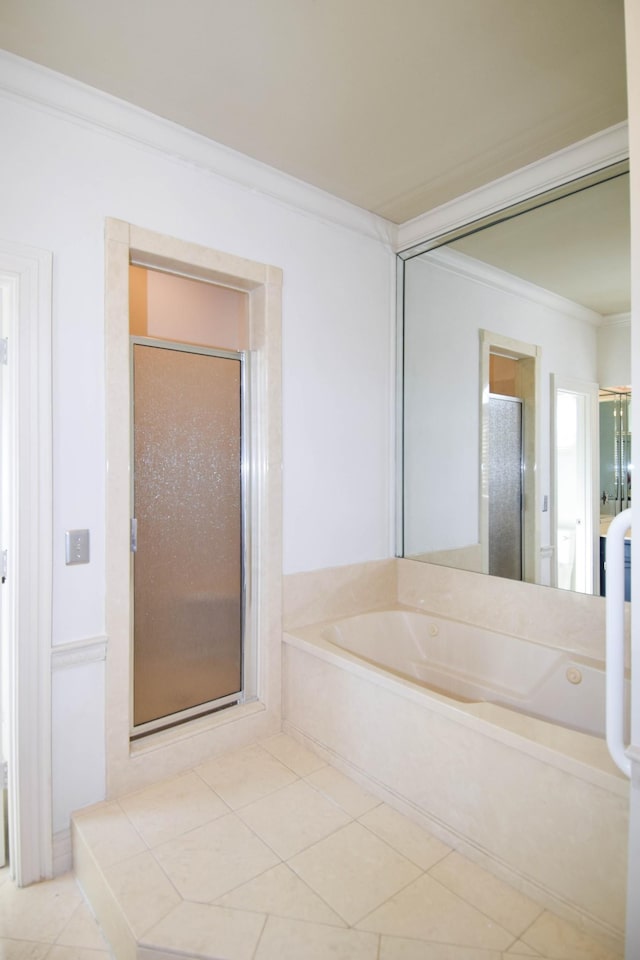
[0,285,7,868]
[0,244,53,885]
[552,376,599,595]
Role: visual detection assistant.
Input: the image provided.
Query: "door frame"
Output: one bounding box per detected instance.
[129,337,253,737]
[0,241,53,885]
[104,219,283,799]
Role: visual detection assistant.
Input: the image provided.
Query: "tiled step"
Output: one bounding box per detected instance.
[72,734,620,960]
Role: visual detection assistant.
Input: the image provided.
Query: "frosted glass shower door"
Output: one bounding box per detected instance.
[488,395,523,581]
[132,341,243,730]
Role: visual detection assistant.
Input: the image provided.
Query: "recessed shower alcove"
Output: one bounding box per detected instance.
[104,219,283,798]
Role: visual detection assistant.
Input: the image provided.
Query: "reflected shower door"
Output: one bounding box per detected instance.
[488,395,523,581]
[132,341,243,730]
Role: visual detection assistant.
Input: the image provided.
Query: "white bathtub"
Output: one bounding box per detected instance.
[283,607,629,949]
[322,609,609,737]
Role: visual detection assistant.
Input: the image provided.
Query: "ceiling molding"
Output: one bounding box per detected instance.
[396,123,629,253]
[0,50,397,249]
[601,311,631,327]
[421,247,603,326]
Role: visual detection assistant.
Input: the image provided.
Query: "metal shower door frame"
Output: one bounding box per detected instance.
[128,335,254,738]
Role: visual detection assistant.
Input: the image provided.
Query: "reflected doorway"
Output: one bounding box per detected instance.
[480,331,540,584]
[488,394,523,580]
[552,376,599,594]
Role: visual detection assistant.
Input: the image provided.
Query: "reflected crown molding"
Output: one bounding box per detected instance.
[424,247,603,326]
[397,123,629,252]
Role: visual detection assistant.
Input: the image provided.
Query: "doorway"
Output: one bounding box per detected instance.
[480,331,540,583]
[105,220,283,798]
[551,376,599,594]
[0,242,53,885]
[488,394,523,580]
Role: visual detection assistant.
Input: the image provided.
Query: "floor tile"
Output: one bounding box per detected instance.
[430,852,543,937]
[259,734,327,776]
[73,801,147,868]
[359,803,451,870]
[379,938,503,959]
[519,912,620,959]
[196,744,298,809]
[215,862,347,926]
[102,851,181,938]
[0,941,51,960]
[288,821,422,925]
[504,942,545,957]
[55,900,108,951]
[141,901,266,960]
[153,811,279,901]
[356,873,514,951]
[0,873,82,942]
[237,779,351,859]
[119,770,229,846]
[254,915,379,960]
[45,948,110,960]
[305,765,381,817]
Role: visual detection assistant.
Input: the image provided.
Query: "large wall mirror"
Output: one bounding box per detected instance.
[398,161,630,597]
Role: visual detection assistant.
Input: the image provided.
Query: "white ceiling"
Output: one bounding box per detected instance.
[0,0,628,224]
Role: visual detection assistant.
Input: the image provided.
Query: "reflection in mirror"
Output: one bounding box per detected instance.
[399,164,630,596]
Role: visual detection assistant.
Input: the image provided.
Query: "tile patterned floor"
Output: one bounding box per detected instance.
[8,735,623,960]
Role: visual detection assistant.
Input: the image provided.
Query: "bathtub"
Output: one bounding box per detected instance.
[322,609,609,737]
[283,606,629,950]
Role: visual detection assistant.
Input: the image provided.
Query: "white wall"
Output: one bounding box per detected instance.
[597,315,631,387]
[403,251,598,556]
[0,62,394,832]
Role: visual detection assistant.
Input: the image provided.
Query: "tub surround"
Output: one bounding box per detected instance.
[283,558,397,632]
[282,558,629,950]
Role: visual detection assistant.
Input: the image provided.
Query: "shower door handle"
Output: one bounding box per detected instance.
[130,518,138,553]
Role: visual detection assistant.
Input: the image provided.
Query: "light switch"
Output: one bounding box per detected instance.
[65,529,90,565]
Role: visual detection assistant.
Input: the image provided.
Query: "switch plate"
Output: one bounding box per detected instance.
[65,529,90,565]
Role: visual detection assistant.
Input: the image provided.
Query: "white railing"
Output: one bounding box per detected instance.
[605,508,632,778]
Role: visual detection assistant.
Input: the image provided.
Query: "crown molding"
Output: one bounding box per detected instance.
[601,311,631,327]
[397,123,629,253]
[421,247,603,326]
[0,50,397,249]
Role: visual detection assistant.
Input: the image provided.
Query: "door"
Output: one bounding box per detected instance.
[488,395,523,581]
[131,339,244,734]
[0,290,7,868]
